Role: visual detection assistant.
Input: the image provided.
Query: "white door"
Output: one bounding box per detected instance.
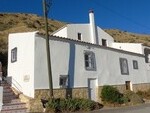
[88,79,97,101]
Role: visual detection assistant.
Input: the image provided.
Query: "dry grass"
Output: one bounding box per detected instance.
[0,13,150,54]
[0,13,65,52]
[105,29,150,46]
[0,14,149,67]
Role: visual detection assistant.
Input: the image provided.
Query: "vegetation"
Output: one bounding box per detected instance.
[124,90,144,105]
[45,98,103,113]
[105,29,150,47]
[0,13,65,76]
[136,89,150,100]
[0,13,150,76]
[101,85,144,106]
[101,85,124,104]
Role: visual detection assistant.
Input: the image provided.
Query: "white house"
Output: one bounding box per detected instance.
[7,11,150,101]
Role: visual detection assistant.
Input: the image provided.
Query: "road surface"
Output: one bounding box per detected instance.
[88,103,150,113]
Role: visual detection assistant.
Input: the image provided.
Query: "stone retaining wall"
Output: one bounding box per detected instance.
[35,87,89,99]
[132,83,150,92]
[98,83,150,99]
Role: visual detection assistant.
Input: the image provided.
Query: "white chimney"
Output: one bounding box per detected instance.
[89,10,98,44]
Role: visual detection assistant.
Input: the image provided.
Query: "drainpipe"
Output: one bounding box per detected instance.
[89,10,98,44]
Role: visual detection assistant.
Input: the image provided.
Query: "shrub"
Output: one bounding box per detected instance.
[124,90,144,105]
[101,85,124,104]
[45,98,103,113]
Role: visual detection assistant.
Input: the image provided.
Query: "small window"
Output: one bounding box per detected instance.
[102,39,107,46]
[84,51,96,71]
[125,81,131,90]
[59,75,68,88]
[133,60,138,69]
[78,33,82,40]
[119,58,129,75]
[11,47,17,63]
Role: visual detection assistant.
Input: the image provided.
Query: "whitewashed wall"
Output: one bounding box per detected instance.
[97,27,114,46]
[52,26,67,38]
[53,24,114,47]
[34,35,149,89]
[8,32,149,98]
[8,32,35,98]
[112,43,143,54]
[67,24,91,42]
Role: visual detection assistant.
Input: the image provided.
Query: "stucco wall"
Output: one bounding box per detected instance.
[8,33,149,98]
[53,24,115,47]
[52,27,67,38]
[67,24,91,42]
[97,27,114,46]
[8,32,35,97]
[34,35,148,90]
[112,43,143,54]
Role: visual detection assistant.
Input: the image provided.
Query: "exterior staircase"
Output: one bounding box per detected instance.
[1,81,27,113]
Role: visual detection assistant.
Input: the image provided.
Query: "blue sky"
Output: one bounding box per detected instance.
[1,0,150,34]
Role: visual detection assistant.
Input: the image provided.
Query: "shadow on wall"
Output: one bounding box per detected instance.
[0,52,8,77]
[66,42,76,98]
[144,48,150,63]
[6,76,22,93]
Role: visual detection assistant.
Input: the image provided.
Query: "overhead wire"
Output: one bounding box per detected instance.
[89,0,150,33]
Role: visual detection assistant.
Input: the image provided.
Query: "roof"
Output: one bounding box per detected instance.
[36,32,145,58]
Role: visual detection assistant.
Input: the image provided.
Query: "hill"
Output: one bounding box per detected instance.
[0,13,65,53]
[0,13,150,54]
[0,13,150,75]
[105,29,150,46]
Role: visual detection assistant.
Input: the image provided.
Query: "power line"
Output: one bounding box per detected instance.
[89,0,150,32]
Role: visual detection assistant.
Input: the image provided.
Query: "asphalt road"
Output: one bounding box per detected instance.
[90,103,150,113]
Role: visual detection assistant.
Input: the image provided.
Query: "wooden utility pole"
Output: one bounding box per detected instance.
[43,0,53,98]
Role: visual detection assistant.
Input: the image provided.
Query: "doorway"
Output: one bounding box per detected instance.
[88,79,97,101]
[125,81,132,90]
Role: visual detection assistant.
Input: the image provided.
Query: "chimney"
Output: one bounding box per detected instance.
[89,10,98,44]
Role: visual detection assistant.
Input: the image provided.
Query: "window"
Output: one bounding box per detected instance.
[59,75,68,88]
[133,60,138,69]
[11,47,17,63]
[119,58,129,75]
[78,33,82,40]
[102,39,107,46]
[84,51,96,71]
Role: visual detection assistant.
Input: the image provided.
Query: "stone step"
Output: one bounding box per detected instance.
[3,91,15,95]
[2,83,10,86]
[1,108,27,113]
[3,95,19,103]
[2,103,26,110]
[3,95,18,99]
[3,99,21,104]
[3,91,17,97]
[2,86,12,90]
[1,82,27,112]
[3,88,13,93]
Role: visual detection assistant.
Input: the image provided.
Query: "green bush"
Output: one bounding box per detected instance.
[45,98,103,113]
[101,85,124,104]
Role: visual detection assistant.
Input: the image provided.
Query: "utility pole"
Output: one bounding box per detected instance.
[43,0,53,98]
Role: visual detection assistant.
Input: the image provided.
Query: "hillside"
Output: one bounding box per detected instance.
[0,13,65,53]
[0,13,150,54]
[105,29,150,46]
[0,13,150,75]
